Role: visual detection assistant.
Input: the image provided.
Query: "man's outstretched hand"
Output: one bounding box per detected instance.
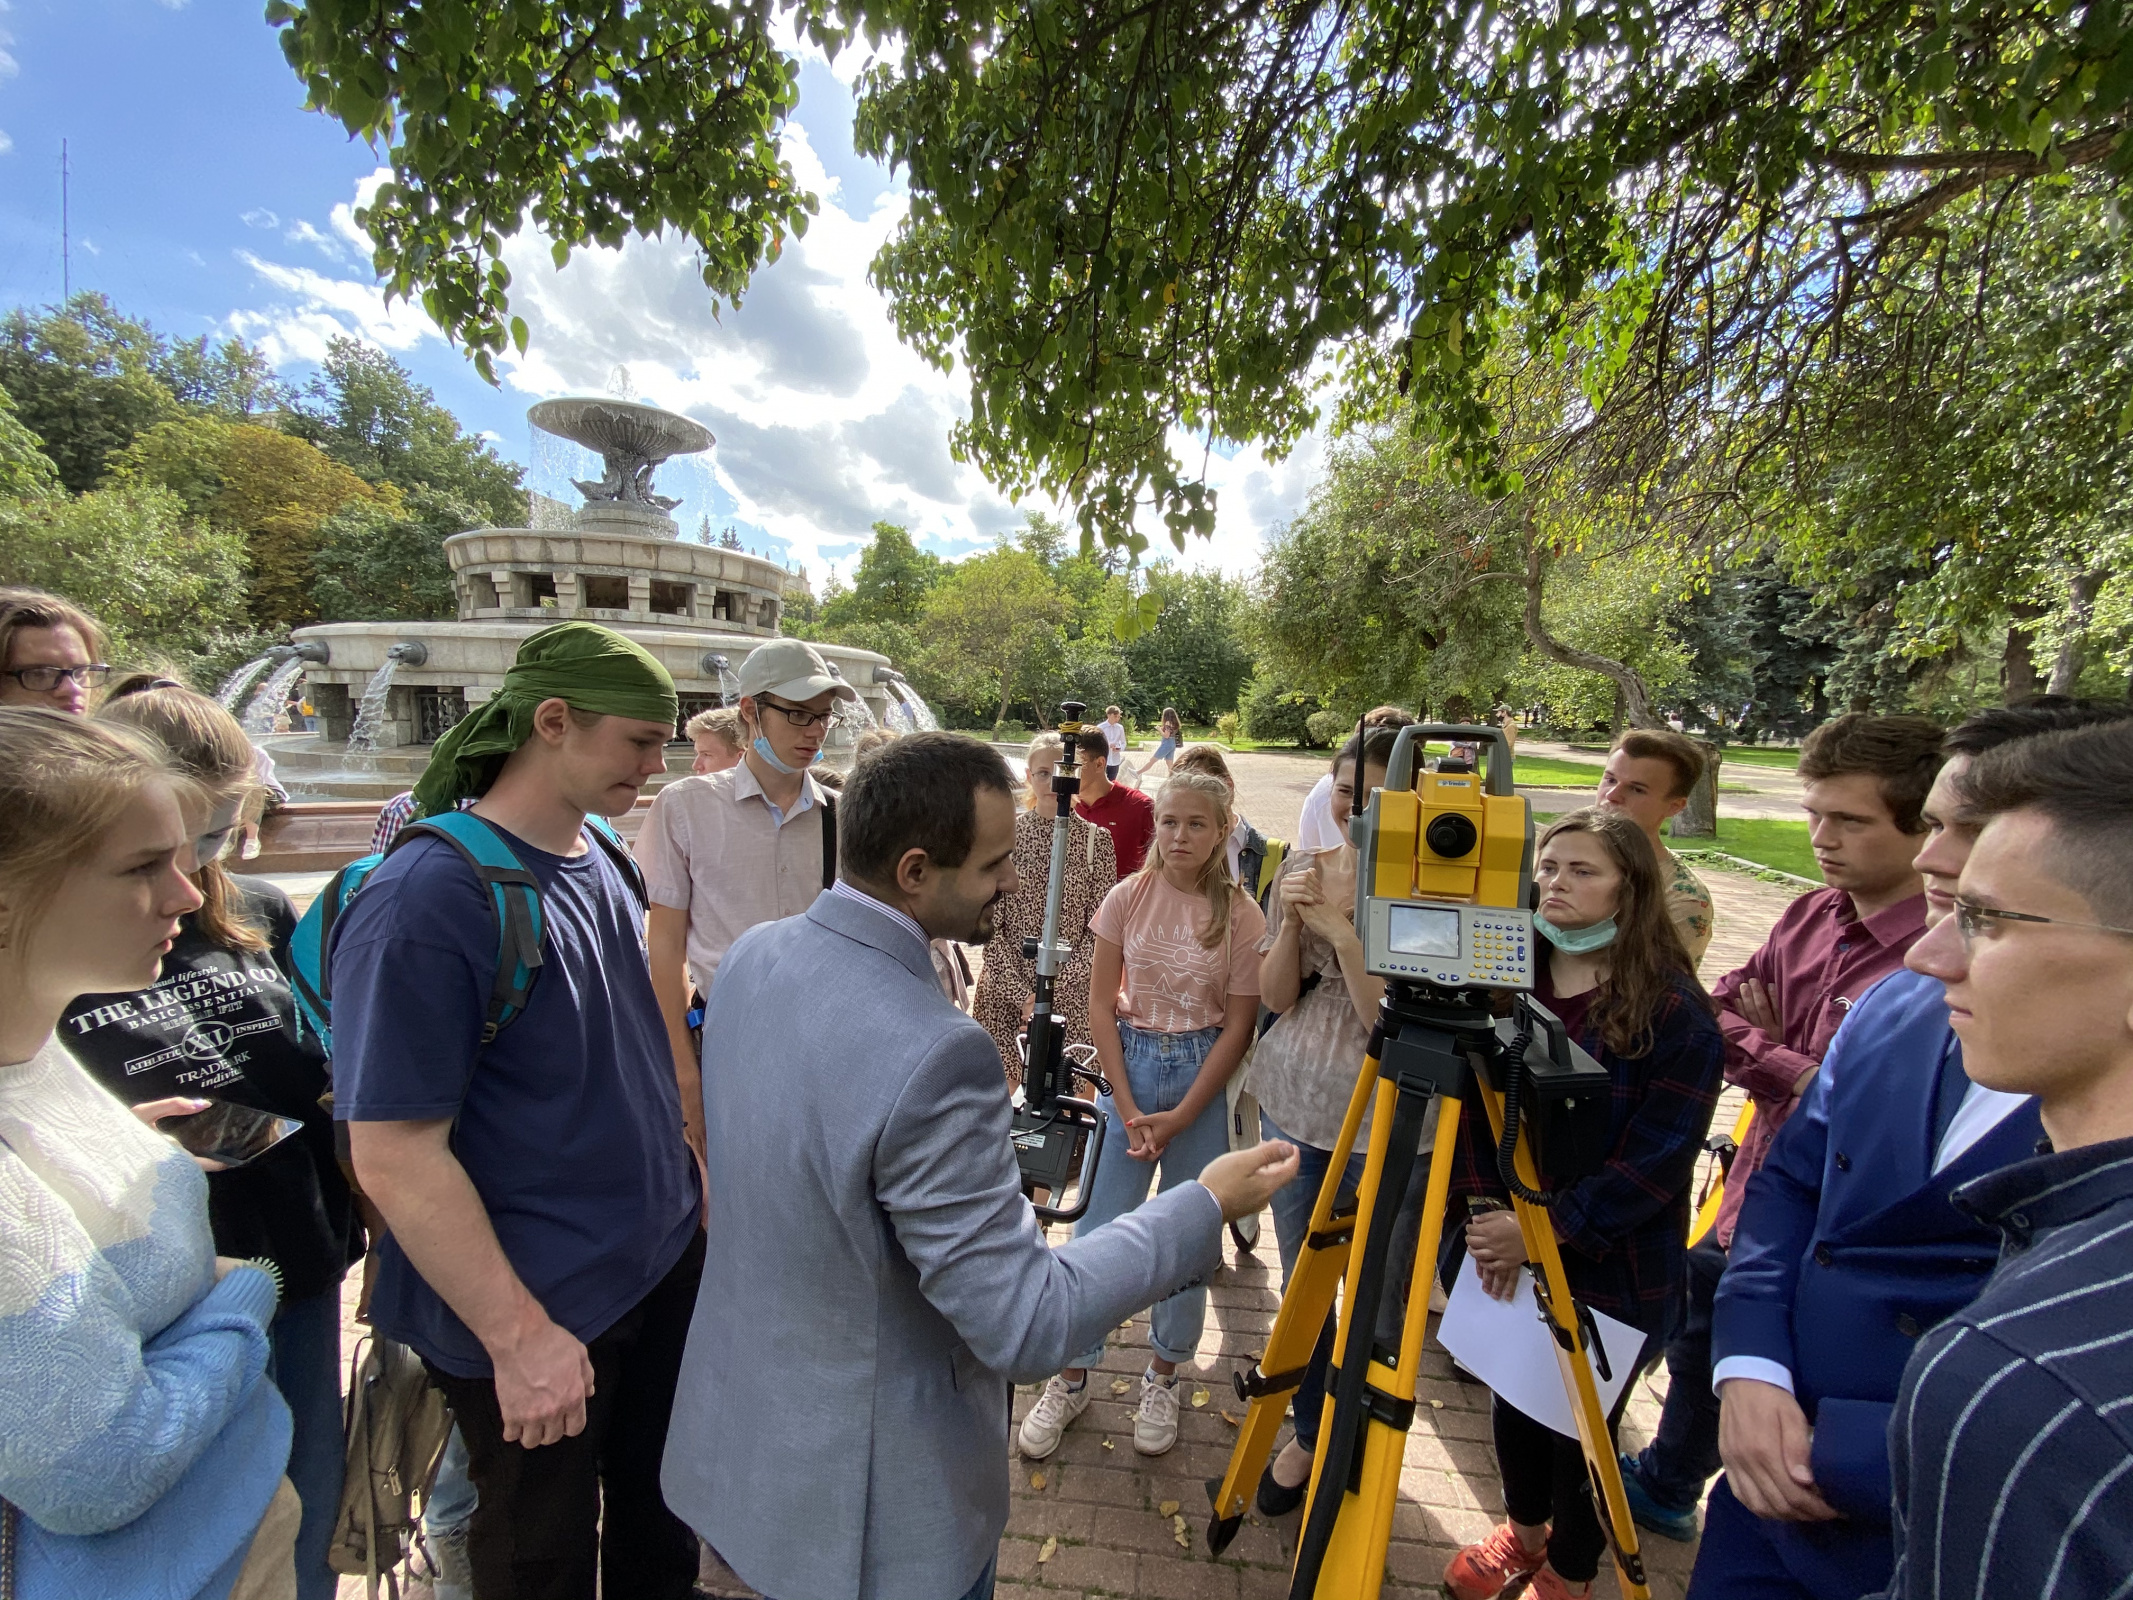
[1719,1377,1840,1522]
[1198,1140,1300,1223]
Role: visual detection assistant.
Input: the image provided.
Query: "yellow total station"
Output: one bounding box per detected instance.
[1369,770,1527,909]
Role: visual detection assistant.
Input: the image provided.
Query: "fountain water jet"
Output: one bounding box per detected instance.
[241,658,307,739]
[216,656,276,712]
[873,667,941,733]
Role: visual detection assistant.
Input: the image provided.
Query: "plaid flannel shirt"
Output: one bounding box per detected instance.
[1451,974,1725,1329]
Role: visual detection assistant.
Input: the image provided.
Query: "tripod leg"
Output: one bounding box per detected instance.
[1473,1079,1652,1600]
[1293,1097,1464,1600]
[1206,1043,1381,1553]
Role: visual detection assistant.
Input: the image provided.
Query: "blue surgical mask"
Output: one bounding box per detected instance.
[1533,911,1619,953]
[752,734,822,774]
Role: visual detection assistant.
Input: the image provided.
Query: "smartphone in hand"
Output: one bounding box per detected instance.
[156,1099,303,1168]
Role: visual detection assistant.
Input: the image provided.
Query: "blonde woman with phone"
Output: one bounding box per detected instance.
[60,677,357,1600]
[0,706,300,1600]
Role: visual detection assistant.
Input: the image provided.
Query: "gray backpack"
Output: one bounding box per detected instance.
[329,1334,454,1597]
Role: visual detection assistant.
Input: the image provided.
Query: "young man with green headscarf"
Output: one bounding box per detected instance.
[331,621,705,1600]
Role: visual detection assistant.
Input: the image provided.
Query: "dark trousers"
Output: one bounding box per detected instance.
[1492,1336,1652,1585]
[428,1231,705,1600]
[1632,1235,1727,1507]
[1685,1474,1883,1600]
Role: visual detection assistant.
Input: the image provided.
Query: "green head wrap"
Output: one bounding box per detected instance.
[411,621,678,816]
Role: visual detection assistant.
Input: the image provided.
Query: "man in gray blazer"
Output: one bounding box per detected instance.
[662,733,1298,1600]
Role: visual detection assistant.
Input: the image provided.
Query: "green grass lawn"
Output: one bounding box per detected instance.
[1717,746,1803,770]
[1674,818,1820,881]
[1526,814,1821,883]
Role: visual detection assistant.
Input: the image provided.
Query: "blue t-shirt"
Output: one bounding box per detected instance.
[330,822,697,1377]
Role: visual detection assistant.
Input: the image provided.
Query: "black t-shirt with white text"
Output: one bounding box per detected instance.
[63,875,359,1301]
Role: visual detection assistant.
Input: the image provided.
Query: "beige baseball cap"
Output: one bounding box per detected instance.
[736,638,857,702]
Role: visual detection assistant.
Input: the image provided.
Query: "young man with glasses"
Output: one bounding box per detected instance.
[1870,717,2133,1599]
[638,639,854,1167]
[1686,700,2129,1600]
[0,588,110,714]
[1624,712,1944,1539]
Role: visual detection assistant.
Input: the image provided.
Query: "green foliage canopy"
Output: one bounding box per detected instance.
[272,0,2133,549]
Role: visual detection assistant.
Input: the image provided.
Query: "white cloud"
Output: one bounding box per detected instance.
[283,218,348,260]
[229,249,440,362]
[78,237,99,256]
[218,117,1331,588]
[0,130,12,157]
[240,207,279,230]
[0,47,17,78]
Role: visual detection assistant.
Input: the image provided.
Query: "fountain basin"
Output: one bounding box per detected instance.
[288,619,891,748]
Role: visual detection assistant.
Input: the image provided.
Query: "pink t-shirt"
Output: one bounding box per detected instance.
[1091,872,1266,1033]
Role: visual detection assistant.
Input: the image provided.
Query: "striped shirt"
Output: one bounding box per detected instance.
[1877,1135,2133,1600]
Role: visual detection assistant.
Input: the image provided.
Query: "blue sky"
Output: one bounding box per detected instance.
[0,0,1323,583]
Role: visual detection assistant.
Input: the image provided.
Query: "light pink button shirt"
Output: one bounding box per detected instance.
[635,760,830,990]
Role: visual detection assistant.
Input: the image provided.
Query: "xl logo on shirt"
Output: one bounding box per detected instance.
[181,1022,236,1061]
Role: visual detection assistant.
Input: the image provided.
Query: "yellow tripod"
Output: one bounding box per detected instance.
[1206,984,1650,1600]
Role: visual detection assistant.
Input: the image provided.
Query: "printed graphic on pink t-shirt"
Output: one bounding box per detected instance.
[1092,873,1265,1033]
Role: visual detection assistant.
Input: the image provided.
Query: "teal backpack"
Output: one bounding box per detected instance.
[289,811,645,1055]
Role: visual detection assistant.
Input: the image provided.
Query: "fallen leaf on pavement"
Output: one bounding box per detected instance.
[1111,1378,1132,1395]
[1101,1438,1114,1451]
[1036,1537,1058,1565]
[1428,1398,1444,1410]
[1029,1470,1047,1490]
[1220,1410,1243,1427]
[1173,1514,1191,1549]
[1158,1500,1180,1517]
[1190,1388,1210,1408]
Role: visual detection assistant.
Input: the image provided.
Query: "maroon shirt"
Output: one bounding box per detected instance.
[1074,783,1155,879]
[1712,885,1927,1245]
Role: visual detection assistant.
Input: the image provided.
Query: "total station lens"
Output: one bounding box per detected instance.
[1424,813,1479,859]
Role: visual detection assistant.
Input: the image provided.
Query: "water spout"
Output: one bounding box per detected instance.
[240,657,308,739]
[216,655,277,712]
[386,641,428,667]
[881,673,939,733]
[699,652,739,705]
[346,658,404,765]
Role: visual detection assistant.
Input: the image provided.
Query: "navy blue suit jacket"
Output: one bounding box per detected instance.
[1711,968,2043,1597]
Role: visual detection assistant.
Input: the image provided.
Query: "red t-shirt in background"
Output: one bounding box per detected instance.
[1074,784,1155,879]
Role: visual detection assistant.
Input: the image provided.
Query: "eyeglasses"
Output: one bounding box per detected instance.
[1952,896,2133,951]
[5,663,112,692]
[756,696,839,731]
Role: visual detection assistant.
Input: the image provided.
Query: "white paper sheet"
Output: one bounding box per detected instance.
[1437,1260,1644,1438]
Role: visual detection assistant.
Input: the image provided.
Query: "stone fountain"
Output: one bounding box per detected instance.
[256,397,900,814]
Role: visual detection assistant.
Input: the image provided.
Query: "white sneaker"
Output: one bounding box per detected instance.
[1018,1375,1092,1459]
[1133,1372,1181,1455]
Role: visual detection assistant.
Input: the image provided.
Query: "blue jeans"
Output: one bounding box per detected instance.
[268,1286,346,1600]
[425,1426,478,1600]
[1261,1110,1368,1447]
[1068,1022,1232,1370]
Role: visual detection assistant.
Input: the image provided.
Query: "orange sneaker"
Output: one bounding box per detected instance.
[1442,1524,1547,1600]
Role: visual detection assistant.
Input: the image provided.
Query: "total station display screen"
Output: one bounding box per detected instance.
[1386,904,1461,959]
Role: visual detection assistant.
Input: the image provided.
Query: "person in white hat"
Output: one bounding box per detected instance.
[636,639,857,1167]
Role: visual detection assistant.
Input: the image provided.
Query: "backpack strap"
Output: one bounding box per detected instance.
[288,853,388,1053]
[820,793,838,889]
[1257,836,1288,905]
[582,815,648,912]
[396,814,544,1045]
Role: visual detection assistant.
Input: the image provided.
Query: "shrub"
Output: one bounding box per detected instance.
[1305,708,1356,748]
[1240,675,1329,745]
[1215,711,1241,744]
[992,719,1029,741]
